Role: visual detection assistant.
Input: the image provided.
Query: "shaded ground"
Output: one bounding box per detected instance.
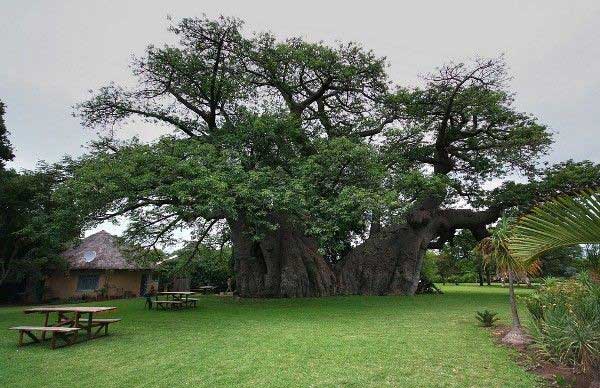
[0,285,541,387]
[491,325,592,388]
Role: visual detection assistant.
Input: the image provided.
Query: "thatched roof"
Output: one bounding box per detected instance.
[61,230,152,270]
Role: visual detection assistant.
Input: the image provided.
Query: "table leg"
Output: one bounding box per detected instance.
[87,313,93,339]
[42,312,49,341]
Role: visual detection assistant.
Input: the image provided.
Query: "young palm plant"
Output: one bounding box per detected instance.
[510,190,600,282]
[475,216,538,345]
[509,191,600,385]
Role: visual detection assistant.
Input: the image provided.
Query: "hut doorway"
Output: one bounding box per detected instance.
[139,274,149,296]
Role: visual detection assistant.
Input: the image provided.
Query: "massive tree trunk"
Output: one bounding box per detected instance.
[336,223,437,295]
[230,206,500,298]
[337,207,501,296]
[229,214,337,298]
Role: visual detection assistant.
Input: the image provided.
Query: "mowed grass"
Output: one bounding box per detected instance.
[0,285,541,388]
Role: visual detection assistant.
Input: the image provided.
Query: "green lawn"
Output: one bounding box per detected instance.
[0,285,541,387]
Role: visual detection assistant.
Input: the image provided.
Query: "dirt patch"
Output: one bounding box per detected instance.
[490,325,593,387]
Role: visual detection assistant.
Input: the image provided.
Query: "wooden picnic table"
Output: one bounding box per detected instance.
[153,291,197,309]
[23,306,117,341]
[192,286,216,294]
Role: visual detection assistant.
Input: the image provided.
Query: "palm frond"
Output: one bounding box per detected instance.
[510,191,600,262]
[475,216,536,274]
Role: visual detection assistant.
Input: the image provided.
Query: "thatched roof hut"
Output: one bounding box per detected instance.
[61,230,152,270]
[45,230,158,301]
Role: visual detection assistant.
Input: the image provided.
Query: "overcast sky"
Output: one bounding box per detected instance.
[2,0,599,170]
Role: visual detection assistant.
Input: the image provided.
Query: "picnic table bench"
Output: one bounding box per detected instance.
[150,292,198,310]
[192,286,216,295]
[10,326,81,349]
[9,306,120,349]
[152,300,184,310]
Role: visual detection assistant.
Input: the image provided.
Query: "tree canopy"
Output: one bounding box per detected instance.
[60,16,600,297]
[0,100,15,169]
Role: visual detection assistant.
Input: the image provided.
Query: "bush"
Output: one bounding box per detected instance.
[476,310,499,327]
[446,273,478,284]
[421,251,439,281]
[157,244,233,291]
[524,273,600,374]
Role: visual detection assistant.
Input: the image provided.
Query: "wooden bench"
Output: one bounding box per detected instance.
[152,300,183,310]
[90,318,122,336]
[10,326,81,349]
[183,298,199,307]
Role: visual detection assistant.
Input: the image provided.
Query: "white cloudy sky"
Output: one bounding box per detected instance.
[2,0,599,168]
[1,1,599,236]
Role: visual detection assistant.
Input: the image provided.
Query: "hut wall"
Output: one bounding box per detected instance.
[45,270,155,300]
[45,271,78,300]
[103,271,143,297]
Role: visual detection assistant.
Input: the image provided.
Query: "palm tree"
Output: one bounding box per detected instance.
[509,190,600,281]
[475,217,537,345]
[509,191,600,386]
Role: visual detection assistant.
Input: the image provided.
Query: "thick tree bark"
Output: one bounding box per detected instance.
[229,214,337,298]
[337,206,501,296]
[230,205,500,298]
[336,223,436,295]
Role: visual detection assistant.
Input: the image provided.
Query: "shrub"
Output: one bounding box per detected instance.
[421,251,439,281]
[524,273,600,374]
[476,310,499,327]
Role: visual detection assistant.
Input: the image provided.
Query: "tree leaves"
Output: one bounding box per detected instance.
[510,191,600,262]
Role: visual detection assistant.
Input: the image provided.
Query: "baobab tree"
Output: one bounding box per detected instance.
[71,16,598,297]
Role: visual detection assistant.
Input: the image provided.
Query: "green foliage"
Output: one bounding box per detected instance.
[510,190,600,263]
[0,99,14,168]
[421,251,439,281]
[382,57,552,207]
[524,274,600,373]
[69,15,562,259]
[161,243,233,289]
[539,245,582,277]
[478,160,600,213]
[476,216,535,275]
[0,165,80,285]
[582,245,600,275]
[436,230,485,284]
[476,309,499,327]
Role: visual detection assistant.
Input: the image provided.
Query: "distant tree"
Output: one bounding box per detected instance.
[538,245,582,277]
[420,251,440,281]
[0,99,15,169]
[438,230,490,285]
[582,244,600,278]
[0,165,80,287]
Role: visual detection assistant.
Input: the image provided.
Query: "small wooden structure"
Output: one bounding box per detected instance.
[10,326,81,349]
[151,291,198,310]
[9,306,120,349]
[192,286,216,295]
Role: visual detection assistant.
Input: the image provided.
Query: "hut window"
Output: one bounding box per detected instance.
[77,274,99,291]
